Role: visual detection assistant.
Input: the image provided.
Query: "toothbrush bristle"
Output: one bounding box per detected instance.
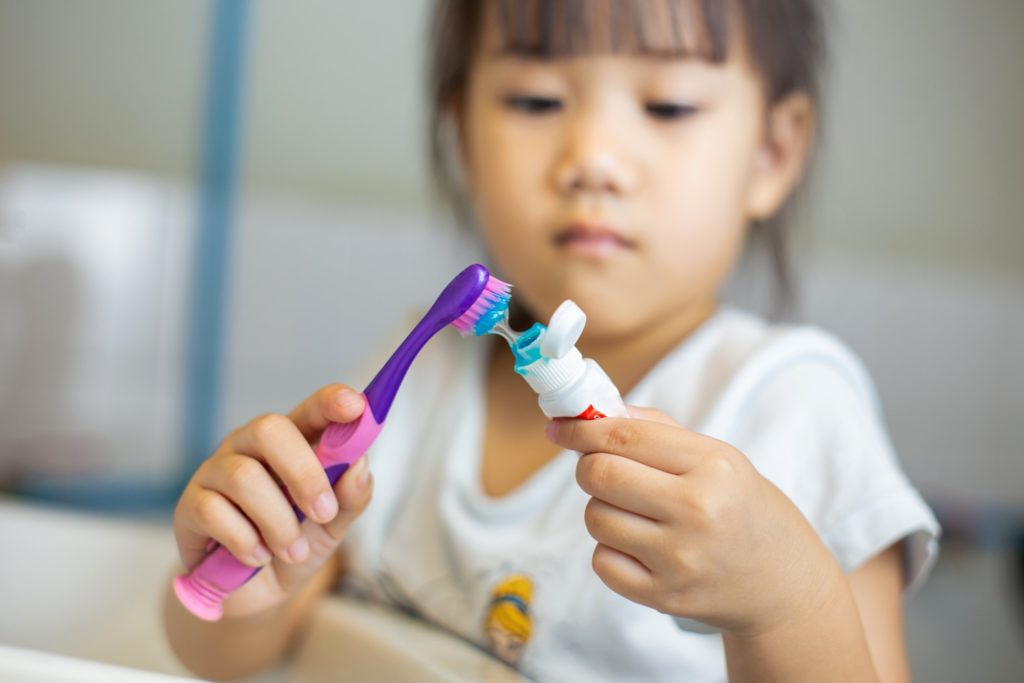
[452,275,512,336]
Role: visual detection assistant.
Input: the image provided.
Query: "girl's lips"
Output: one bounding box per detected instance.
[554,224,635,257]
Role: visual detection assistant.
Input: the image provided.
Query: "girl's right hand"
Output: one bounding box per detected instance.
[172,384,373,620]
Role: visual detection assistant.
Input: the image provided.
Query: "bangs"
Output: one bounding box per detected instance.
[492,0,732,62]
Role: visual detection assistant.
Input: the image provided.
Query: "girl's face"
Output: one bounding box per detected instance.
[459,8,811,343]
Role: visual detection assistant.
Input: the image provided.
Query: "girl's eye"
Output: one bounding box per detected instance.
[645,102,699,121]
[505,95,563,115]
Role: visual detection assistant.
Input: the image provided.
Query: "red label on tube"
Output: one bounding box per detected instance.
[574,405,607,420]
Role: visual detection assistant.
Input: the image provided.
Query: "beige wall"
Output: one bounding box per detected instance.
[803,0,1024,278]
[0,0,206,178]
[243,0,432,208]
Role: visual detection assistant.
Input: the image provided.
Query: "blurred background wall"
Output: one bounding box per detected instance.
[0,1,1021,680]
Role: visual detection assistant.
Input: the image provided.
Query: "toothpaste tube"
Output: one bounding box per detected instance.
[509,300,628,420]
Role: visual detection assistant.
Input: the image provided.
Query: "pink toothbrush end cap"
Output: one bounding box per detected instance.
[173,573,226,622]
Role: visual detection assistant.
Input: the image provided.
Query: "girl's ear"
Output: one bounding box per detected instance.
[745,92,816,221]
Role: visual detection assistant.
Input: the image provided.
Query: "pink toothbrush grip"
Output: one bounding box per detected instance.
[173,403,383,621]
[314,403,384,468]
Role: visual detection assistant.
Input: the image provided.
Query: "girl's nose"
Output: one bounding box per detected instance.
[553,123,637,198]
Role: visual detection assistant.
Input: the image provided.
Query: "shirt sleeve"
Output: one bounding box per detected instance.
[712,332,941,595]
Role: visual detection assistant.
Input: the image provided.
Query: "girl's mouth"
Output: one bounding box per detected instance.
[554,224,636,257]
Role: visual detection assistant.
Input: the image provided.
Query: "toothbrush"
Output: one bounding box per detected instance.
[173,263,511,621]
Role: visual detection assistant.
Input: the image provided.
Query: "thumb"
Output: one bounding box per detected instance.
[287,384,366,443]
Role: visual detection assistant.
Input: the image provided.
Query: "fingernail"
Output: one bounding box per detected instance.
[335,389,364,414]
[314,491,337,522]
[544,421,559,443]
[253,543,273,565]
[287,536,309,563]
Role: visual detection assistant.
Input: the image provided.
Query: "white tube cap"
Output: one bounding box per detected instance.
[541,300,586,359]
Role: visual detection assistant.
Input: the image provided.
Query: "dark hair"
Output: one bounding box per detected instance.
[427,0,827,311]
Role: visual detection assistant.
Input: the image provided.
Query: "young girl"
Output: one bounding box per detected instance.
[164,1,939,680]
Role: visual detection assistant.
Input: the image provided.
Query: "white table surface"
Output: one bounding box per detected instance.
[0,495,525,682]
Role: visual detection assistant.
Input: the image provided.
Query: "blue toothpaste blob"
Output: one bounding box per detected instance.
[511,323,548,375]
[472,291,512,337]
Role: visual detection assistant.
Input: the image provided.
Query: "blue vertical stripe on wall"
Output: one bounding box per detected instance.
[181,0,251,478]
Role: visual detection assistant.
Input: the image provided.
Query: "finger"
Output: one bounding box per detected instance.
[288,384,366,442]
[591,543,656,608]
[176,487,273,569]
[575,451,678,520]
[321,455,373,540]
[232,413,338,524]
[625,405,678,426]
[551,417,706,474]
[198,454,310,564]
[583,497,662,565]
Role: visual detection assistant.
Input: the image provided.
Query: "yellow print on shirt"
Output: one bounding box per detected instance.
[484,574,533,667]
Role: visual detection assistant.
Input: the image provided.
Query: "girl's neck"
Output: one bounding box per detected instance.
[575,298,719,397]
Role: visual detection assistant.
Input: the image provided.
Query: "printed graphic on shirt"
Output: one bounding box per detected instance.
[484,574,534,667]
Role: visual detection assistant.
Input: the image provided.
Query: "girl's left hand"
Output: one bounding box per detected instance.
[545,406,844,637]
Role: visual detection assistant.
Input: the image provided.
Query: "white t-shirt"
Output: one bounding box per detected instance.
[340,307,940,683]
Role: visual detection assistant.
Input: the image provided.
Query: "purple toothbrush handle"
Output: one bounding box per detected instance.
[173,402,383,621]
[173,264,496,621]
